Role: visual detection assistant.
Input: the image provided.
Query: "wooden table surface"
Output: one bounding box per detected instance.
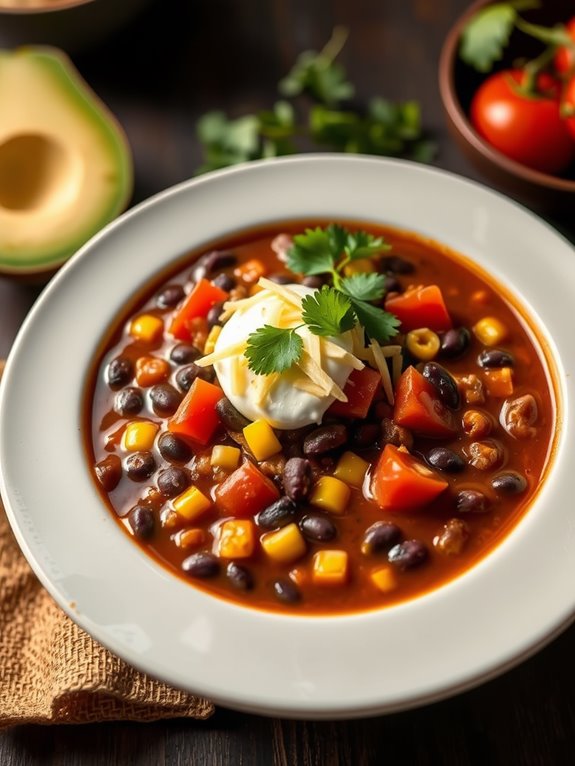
[1,1,574,763]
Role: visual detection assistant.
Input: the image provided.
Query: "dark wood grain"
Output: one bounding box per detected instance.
[1,0,574,763]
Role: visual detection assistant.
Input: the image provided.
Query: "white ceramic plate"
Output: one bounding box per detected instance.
[1,156,574,719]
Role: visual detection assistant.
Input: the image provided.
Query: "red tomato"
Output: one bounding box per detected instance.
[371,444,448,512]
[554,18,575,76]
[169,378,224,445]
[385,285,452,332]
[215,461,280,516]
[470,69,575,175]
[564,75,575,141]
[394,366,457,438]
[328,366,381,419]
[169,278,229,341]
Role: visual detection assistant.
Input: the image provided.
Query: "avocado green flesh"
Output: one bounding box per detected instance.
[0,47,133,272]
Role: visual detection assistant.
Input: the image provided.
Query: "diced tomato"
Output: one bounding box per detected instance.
[168,378,224,445]
[169,279,229,341]
[385,285,452,332]
[394,366,457,438]
[215,460,280,517]
[328,366,381,419]
[372,444,448,512]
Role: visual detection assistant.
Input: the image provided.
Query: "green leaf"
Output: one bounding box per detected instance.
[244,326,303,375]
[196,112,263,174]
[343,231,391,261]
[301,286,356,337]
[349,299,401,344]
[460,3,519,73]
[286,227,338,275]
[340,273,387,302]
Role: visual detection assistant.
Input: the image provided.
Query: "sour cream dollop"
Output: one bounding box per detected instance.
[213,284,358,429]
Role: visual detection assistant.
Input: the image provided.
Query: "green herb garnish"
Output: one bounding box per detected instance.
[244,325,303,375]
[301,285,357,337]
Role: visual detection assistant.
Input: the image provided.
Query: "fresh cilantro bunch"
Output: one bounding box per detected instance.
[244,226,401,376]
[196,28,436,174]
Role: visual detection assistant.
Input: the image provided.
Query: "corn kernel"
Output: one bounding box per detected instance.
[129,314,164,344]
[204,325,222,355]
[122,420,158,451]
[135,356,171,387]
[343,258,375,276]
[172,485,212,522]
[370,566,398,593]
[309,476,351,515]
[405,328,440,361]
[473,317,508,346]
[217,519,255,559]
[484,367,514,397]
[210,445,241,471]
[176,528,206,549]
[243,419,282,461]
[334,451,369,488]
[261,523,306,563]
[312,550,348,586]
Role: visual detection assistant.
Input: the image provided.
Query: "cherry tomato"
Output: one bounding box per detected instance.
[470,69,575,175]
[554,17,575,76]
[563,75,575,141]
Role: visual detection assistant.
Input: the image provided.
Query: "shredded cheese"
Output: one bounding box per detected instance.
[322,338,364,370]
[370,339,395,405]
[257,277,304,308]
[297,349,347,402]
[195,340,247,367]
[392,352,403,386]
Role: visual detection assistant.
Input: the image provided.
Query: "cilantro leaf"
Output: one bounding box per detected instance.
[340,273,387,302]
[286,227,338,275]
[196,112,262,174]
[343,231,391,261]
[301,286,356,337]
[244,326,303,375]
[459,2,537,73]
[349,299,401,344]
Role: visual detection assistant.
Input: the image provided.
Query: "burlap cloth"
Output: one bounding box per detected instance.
[0,359,214,729]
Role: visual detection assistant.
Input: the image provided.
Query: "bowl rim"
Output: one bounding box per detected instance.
[438,0,575,192]
[0,0,94,15]
[1,154,575,719]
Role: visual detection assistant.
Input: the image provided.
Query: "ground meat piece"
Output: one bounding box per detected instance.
[381,418,414,450]
[456,374,485,405]
[433,518,470,556]
[462,409,493,439]
[467,439,503,471]
[500,394,538,439]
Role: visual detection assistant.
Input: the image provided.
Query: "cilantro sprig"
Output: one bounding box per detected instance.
[244,226,401,375]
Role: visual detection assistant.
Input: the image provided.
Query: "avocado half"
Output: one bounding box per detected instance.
[0,47,133,279]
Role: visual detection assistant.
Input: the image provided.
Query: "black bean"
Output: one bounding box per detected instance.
[114,387,144,416]
[207,301,225,328]
[216,397,251,432]
[125,451,156,481]
[268,272,294,284]
[426,446,465,473]
[175,363,210,392]
[361,521,402,555]
[422,362,460,409]
[94,454,122,492]
[302,275,325,289]
[157,466,190,498]
[182,552,220,579]
[491,471,527,495]
[128,505,155,540]
[383,274,403,294]
[107,357,133,389]
[352,422,381,449]
[149,383,183,416]
[170,343,200,365]
[282,457,313,502]
[388,540,428,570]
[440,327,470,360]
[273,579,301,604]
[478,349,515,369]
[303,424,348,455]
[299,514,337,542]
[382,255,415,274]
[156,283,185,309]
[456,489,490,514]
[212,273,236,291]
[226,562,254,591]
[257,496,297,530]
[158,432,193,463]
[190,251,237,283]
[381,418,413,450]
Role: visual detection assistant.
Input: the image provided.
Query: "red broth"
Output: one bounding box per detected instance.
[85,220,557,614]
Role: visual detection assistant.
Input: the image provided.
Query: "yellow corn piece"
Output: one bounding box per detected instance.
[204,325,222,355]
[484,367,514,398]
[405,328,440,361]
[312,550,349,586]
[243,419,282,461]
[370,566,398,593]
[122,420,158,451]
[176,528,206,549]
[309,476,351,515]
[210,445,241,471]
[473,317,508,346]
[172,485,212,522]
[217,519,256,559]
[343,258,375,276]
[129,314,164,344]
[261,523,306,563]
[334,451,369,488]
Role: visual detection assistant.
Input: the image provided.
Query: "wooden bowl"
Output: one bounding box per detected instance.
[439,0,575,213]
